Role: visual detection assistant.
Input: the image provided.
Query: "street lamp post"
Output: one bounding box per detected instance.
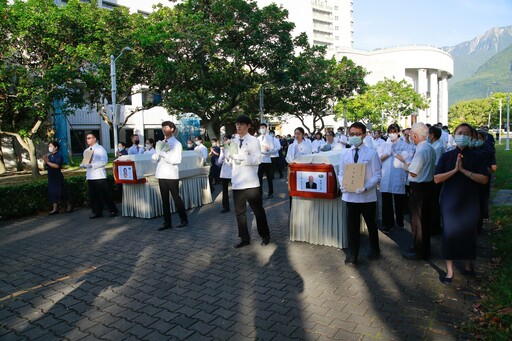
[499,98,502,145]
[110,46,132,153]
[507,85,510,151]
[259,85,264,124]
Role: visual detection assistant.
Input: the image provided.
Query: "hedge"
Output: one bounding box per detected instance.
[0,174,122,220]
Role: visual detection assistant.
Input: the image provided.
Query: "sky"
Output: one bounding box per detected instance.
[352,0,512,50]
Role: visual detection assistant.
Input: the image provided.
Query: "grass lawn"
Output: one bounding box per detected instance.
[463,144,512,339]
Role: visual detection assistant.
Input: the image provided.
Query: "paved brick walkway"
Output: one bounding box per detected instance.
[0,178,490,340]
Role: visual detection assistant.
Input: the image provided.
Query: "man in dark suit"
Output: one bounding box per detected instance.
[305,176,317,189]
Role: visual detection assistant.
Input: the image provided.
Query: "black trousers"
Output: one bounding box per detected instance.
[258,162,274,196]
[233,187,270,242]
[381,192,406,228]
[158,179,187,226]
[408,181,434,258]
[271,157,283,177]
[346,202,380,260]
[430,183,442,235]
[88,179,117,215]
[221,178,230,210]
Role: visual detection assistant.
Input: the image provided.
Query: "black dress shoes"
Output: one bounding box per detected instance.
[109,210,118,217]
[220,208,230,213]
[402,251,422,260]
[344,256,358,266]
[234,240,250,248]
[89,214,103,219]
[48,210,59,216]
[176,220,188,228]
[158,223,172,231]
[261,237,270,246]
[439,275,453,284]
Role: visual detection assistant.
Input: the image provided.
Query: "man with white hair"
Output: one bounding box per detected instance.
[396,122,436,260]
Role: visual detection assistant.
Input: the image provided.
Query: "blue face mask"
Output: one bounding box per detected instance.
[475,140,484,147]
[454,135,471,148]
[349,136,362,147]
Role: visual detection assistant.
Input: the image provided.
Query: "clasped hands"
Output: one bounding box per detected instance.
[340,187,366,194]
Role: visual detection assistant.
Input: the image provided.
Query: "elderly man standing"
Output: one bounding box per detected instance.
[80,132,119,219]
[396,122,436,260]
[231,115,270,248]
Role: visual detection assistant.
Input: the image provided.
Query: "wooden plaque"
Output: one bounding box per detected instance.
[342,163,366,192]
[81,149,94,165]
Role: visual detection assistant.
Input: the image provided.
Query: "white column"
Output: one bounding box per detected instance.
[417,69,428,123]
[439,76,449,124]
[429,71,439,124]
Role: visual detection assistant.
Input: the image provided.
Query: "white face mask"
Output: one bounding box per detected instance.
[259,128,266,135]
[145,144,151,149]
[187,143,193,148]
[48,146,54,153]
[349,136,362,147]
[118,147,124,152]
[388,133,398,141]
[195,141,201,146]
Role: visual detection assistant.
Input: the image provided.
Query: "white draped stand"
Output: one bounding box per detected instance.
[289,150,366,248]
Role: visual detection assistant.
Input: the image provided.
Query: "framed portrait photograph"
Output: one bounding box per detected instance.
[296,171,327,193]
[118,165,134,181]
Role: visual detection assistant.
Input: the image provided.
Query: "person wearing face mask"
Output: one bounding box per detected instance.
[194,136,208,164]
[320,130,341,152]
[42,141,73,215]
[268,129,283,179]
[128,134,144,155]
[428,125,445,235]
[257,123,275,199]
[186,138,195,151]
[335,127,349,148]
[311,132,326,153]
[434,123,489,284]
[475,130,496,234]
[338,122,382,266]
[144,138,156,155]
[209,137,221,186]
[116,142,128,158]
[377,124,408,233]
[396,123,436,261]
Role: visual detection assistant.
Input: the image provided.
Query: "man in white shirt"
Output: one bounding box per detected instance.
[194,136,208,164]
[269,129,283,179]
[154,121,188,230]
[127,134,144,155]
[338,122,382,265]
[231,115,270,248]
[257,123,275,199]
[80,132,118,219]
[396,122,436,260]
[311,132,326,153]
[335,127,348,148]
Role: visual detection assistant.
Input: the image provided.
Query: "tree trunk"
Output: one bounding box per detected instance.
[206,119,221,140]
[0,138,6,174]
[26,137,40,177]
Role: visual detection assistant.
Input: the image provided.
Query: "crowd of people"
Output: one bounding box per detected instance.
[43,116,496,283]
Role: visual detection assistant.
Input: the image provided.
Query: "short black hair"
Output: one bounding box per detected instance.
[49,140,60,150]
[86,131,97,139]
[161,121,177,130]
[349,122,366,134]
[236,115,252,125]
[429,125,441,139]
[260,123,268,128]
[294,127,305,135]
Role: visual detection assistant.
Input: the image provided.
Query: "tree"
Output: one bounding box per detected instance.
[448,94,505,131]
[271,35,368,134]
[137,0,295,138]
[340,78,429,129]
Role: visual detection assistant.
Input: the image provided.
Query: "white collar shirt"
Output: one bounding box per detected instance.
[338,144,381,203]
[258,134,274,163]
[155,137,182,180]
[231,135,262,190]
[84,143,108,180]
[408,140,436,183]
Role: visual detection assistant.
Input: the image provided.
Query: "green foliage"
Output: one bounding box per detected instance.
[0,174,121,220]
[448,93,508,131]
[270,37,368,134]
[338,77,428,129]
[137,0,295,136]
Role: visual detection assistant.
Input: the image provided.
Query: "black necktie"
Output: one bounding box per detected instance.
[354,148,359,163]
[239,138,243,148]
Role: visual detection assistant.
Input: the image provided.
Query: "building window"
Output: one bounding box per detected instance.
[335,26,338,30]
[102,0,120,9]
[334,5,338,10]
[70,129,100,154]
[334,16,339,20]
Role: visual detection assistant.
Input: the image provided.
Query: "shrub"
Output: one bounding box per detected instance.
[0,174,121,220]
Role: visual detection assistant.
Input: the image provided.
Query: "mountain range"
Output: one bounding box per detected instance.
[444,25,512,106]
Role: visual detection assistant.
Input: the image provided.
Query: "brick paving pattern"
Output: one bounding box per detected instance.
[0,178,492,340]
